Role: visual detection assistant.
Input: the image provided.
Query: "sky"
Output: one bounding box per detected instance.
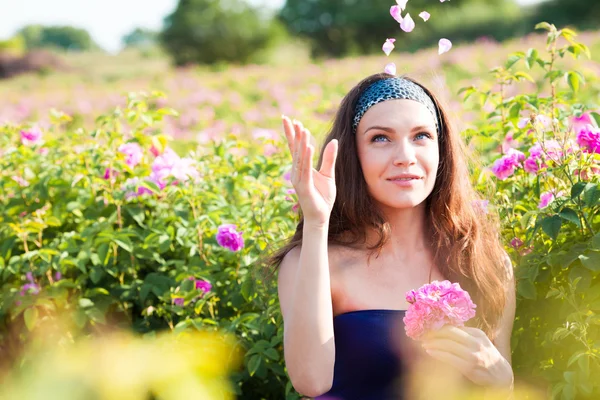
[0,0,545,54]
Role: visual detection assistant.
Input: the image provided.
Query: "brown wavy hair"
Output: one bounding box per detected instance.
[261,72,510,340]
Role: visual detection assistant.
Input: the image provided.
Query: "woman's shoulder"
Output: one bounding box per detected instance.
[277,240,362,275]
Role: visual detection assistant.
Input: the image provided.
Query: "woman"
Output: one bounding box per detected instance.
[268,73,516,399]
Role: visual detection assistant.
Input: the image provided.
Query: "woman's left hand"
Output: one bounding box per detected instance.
[420,324,514,389]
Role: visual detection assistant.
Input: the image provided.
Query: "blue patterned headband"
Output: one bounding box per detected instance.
[352,77,441,134]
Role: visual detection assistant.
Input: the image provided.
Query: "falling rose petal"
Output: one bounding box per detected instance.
[400,13,415,33]
[396,0,409,9]
[419,11,430,22]
[382,38,396,56]
[438,38,452,55]
[390,5,403,23]
[384,63,397,76]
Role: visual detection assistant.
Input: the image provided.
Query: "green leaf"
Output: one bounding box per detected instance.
[525,48,538,69]
[505,54,522,69]
[90,267,104,284]
[514,71,535,83]
[591,112,600,127]
[566,71,580,93]
[535,22,553,31]
[248,354,261,377]
[579,252,600,272]
[571,182,586,199]
[241,278,254,302]
[78,298,94,308]
[139,180,160,194]
[24,307,39,331]
[264,348,280,361]
[125,206,146,227]
[517,279,537,300]
[95,243,110,266]
[583,184,599,207]
[559,208,581,227]
[592,233,600,249]
[541,215,562,241]
[567,351,585,367]
[112,237,133,253]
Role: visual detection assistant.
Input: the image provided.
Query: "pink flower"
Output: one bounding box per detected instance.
[400,13,415,33]
[523,141,563,175]
[535,114,552,130]
[419,11,430,22]
[517,118,529,129]
[510,237,524,249]
[382,38,396,56]
[150,148,199,188]
[195,279,212,294]
[571,112,593,133]
[285,188,296,202]
[576,125,600,154]
[523,157,540,174]
[216,224,244,252]
[103,168,118,180]
[122,177,153,200]
[403,280,476,340]
[438,38,452,55]
[501,133,520,153]
[172,298,185,306]
[12,176,30,187]
[118,143,143,168]
[538,191,555,209]
[490,149,524,180]
[20,127,43,146]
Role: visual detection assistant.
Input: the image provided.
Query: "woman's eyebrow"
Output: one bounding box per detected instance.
[363,124,435,135]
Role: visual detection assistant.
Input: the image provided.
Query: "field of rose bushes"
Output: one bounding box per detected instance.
[0,24,599,399]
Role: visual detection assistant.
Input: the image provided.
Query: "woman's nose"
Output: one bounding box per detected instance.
[392,141,417,166]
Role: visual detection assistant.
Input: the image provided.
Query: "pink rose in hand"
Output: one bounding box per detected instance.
[403,280,477,340]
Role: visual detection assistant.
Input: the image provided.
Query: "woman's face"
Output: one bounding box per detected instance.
[355,99,439,210]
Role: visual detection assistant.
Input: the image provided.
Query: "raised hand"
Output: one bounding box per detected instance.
[282,115,339,228]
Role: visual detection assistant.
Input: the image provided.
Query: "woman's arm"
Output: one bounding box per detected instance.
[277,223,335,397]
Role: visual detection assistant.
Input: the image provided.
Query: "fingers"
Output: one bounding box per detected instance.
[281,115,296,155]
[426,325,472,347]
[422,338,472,359]
[424,348,471,373]
[303,142,314,186]
[319,139,338,179]
[293,122,305,183]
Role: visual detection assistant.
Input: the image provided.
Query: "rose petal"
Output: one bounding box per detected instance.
[438,38,452,55]
[384,62,397,76]
[396,0,409,10]
[419,11,430,22]
[382,38,396,56]
[390,5,403,23]
[400,13,415,33]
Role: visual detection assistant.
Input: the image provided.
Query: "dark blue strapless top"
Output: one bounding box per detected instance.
[315,309,409,400]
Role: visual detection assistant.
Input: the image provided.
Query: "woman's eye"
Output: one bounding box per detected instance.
[415,132,432,140]
[371,134,389,143]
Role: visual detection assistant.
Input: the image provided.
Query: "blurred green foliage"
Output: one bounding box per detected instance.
[160,0,288,65]
[277,0,518,57]
[17,25,99,52]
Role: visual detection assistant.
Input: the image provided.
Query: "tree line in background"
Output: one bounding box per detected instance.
[0,0,599,65]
